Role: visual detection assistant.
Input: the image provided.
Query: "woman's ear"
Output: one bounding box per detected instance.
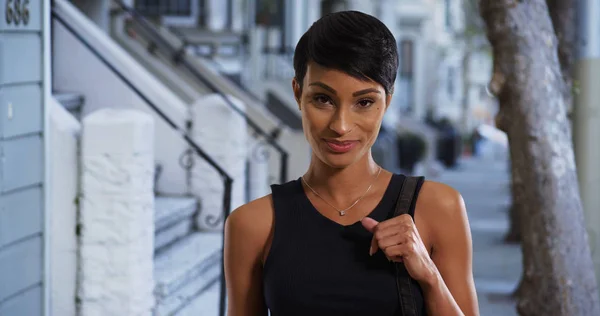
[292,78,302,110]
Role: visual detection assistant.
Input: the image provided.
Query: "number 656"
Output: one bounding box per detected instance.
[5,0,30,26]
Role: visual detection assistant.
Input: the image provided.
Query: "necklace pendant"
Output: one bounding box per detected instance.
[340,210,346,216]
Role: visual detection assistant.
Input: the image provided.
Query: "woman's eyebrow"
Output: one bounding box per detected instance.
[308,82,381,97]
[353,88,380,97]
[309,81,337,94]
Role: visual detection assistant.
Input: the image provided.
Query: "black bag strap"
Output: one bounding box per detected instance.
[393,176,422,316]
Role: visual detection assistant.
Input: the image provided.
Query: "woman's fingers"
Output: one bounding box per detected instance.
[371,226,401,256]
[362,216,414,257]
[377,233,407,249]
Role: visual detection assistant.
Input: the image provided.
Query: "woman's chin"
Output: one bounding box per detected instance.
[317,152,360,169]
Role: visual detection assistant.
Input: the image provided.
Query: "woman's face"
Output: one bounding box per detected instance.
[293,62,392,169]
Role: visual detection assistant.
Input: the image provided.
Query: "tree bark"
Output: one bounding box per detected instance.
[480,1,600,315]
[546,0,577,111]
[504,0,577,245]
[504,173,524,243]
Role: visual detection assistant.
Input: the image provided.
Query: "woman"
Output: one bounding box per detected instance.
[225,10,479,316]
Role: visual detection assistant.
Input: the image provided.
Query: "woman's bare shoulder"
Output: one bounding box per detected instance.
[418,180,465,215]
[225,194,275,251]
[416,180,469,240]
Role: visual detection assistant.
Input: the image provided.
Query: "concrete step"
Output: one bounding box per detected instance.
[154,259,221,316]
[154,196,198,252]
[154,232,222,314]
[155,217,195,252]
[155,196,198,231]
[170,281,222,316]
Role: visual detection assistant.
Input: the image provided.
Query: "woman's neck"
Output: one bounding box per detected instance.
[302,152,384,206]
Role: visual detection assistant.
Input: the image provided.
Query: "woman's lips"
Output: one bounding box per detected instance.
[324,139,359,153]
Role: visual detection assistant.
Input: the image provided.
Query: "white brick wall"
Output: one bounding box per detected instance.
[79,109,155,316]
[191,94,247,231]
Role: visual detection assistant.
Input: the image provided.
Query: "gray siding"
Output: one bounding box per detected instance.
[0,33,43,85]
[0,84,43,138]
[0,187,43,248]
[2,135,44,193]
[0,236,43,302]
[0,0,46,314]
[0,286,43,316]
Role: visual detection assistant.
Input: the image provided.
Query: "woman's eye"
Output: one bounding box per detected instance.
[314,95,332,105]
[357,99,374,108]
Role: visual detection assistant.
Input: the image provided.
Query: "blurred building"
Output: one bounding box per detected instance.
[0,1,494,315]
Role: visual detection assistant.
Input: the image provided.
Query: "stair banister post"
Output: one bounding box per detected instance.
[79,108,155,316]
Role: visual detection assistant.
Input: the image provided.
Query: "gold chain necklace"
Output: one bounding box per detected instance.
[301,167,383,216]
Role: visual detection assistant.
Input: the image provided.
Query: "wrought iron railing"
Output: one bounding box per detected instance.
[113,1,289,186]
[51,9,233,316]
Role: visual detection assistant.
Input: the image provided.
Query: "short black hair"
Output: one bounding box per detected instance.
[293,11,399,95]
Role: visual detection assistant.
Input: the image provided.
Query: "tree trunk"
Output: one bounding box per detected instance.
[504,0,577,246]
[480,1,600,315]
[546,0,577,111]
[508,0,579,294]
[504,172,524,243]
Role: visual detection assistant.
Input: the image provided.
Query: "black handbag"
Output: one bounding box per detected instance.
[392,176,424,316]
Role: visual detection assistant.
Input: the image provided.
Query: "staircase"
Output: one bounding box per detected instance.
[53,91,223,315]
[153,196,222,315]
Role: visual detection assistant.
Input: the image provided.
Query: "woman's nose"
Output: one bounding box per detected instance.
[328,108,354,135]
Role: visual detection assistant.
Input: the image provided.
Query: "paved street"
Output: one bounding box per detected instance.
[437,156,521,315]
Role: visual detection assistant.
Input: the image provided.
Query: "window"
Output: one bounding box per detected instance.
[444,0,452,29]
[399,39,414,78]
[399,39,415,113]
[135,0,192,16]
[447,67,455,97]
[321,0,348,16]
[255,0,284,27]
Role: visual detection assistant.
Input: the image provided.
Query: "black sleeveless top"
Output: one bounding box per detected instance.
[263,174,426,315]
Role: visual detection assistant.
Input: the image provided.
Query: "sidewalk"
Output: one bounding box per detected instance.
[436,156,521,315]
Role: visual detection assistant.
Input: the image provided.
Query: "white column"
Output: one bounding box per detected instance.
[346,0,375,15]
[232,0,245,32]
[288,0,306,46]
[306,0,322,26]
[574,0,600,291]
[267,27,283,79]
[245,26,267,96]
[191,94,247,230]
[207,0,228,31]
[414,33,427,120]
[49,99,81,316]
[79,109,155,316]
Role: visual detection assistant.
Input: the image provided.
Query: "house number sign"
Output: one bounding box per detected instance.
[5,0,30,26]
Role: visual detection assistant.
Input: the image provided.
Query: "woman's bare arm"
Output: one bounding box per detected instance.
[224,196,273,316]
[417,182,479,316]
